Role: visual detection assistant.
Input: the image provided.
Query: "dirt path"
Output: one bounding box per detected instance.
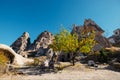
[0,69,120,80]
[0,63,120,80]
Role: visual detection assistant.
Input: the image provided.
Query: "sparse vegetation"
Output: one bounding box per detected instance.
[0,51,9,64]
[50,28,96,65]
[0,50,9,75]
[33,56,47,66]
[79,31,96,54]
[55,62,72,70]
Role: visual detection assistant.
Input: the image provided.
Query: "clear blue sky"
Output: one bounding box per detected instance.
[0,0,120,45]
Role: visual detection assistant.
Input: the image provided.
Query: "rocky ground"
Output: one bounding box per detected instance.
[0,63,120,80]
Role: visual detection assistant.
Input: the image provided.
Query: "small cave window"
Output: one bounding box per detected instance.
[115,31,119,35]
[49,50,51,53]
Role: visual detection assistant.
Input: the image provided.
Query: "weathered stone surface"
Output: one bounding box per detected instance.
[93,35,111,51]
[10,32,31,54]
[109,58,120,69]
[11,31,54,58]
[35,47,49,56]
[88,60,95,66]
[28,31,54,57]
[29,31,54,50]
[84,19,104,33]
[108,28,120,47]
[72,19,111,51]
[0,44,34,66]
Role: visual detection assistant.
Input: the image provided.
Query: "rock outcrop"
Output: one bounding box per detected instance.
[10,19,112,63]
[0,44,34,66]
[28,31,54,57]
[11,31,54,58]
[108,28,120,47]
[72,19,111,51]
[10,32,31,55]
[29,31,54,50]
[93,35,111,51]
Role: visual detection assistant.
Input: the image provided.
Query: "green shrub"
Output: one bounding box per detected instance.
[98,49,111,63]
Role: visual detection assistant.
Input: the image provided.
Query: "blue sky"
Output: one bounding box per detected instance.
[0,0,120,45]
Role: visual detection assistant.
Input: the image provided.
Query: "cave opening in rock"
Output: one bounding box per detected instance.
[0,49,15,64]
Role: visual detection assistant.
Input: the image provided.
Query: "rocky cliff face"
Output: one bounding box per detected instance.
[10,32,31,54]
[108,28,120,47]
[11,19,111,59]
[28,31,54,57]
[29,31,54,51]
[72,19,111,51]
[11,31,54,58]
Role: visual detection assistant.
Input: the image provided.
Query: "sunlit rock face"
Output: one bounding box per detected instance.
[108,28,120,47]
[72,19,111,51]
[28,31,54,57]
[11,31,54,58]
[29,31,54,51]
[10,32,31,55]
[0,44,34,66]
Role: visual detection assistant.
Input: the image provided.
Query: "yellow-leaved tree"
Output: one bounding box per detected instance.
[50,28,96,65]
[79,31,96,53]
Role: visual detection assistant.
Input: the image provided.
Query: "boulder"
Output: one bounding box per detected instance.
[108,28,120,47]
[88,60,95,66]
[109,58,120,69]
[0,44,34,66]
[112,62,120,69]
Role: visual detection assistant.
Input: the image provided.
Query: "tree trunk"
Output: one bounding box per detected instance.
[72,56,75,66]
[72,52,76,66]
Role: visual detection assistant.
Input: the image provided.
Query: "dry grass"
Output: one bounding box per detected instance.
[106,47,120,52]
[33,56,47,66]
[0,50,9,75]
[55,62,93,72]
[55,62,72,70]
[0,52,9,64]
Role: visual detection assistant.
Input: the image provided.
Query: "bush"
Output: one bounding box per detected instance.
[98,49,112,63]
[0,50,9,74]
[0,51,9,64]
[33,56,47,66]
[85,49,112,63]
[55,62,72,70]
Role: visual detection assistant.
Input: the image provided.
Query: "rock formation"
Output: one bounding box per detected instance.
[28,31,54,57]
[72,19,111,51]
[0,44,34,66]
[11,31,54,58]
[10,32,31,55]
[29,31,54,50]
[10,19,112,62]
[108,28,120,47]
